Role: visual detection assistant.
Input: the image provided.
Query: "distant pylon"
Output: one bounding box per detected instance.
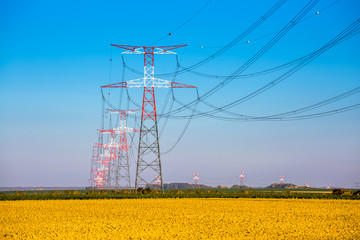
[305,181,310,188]
[155,176,161,186]
[106,109,140,188]
[326,184,331,189]
[279,175,285,184]
[90,146,104,189]
[238,171,245,186]
[193,173,200,184]
[90,144,107,189]
[91,109,140,189]
[94,141,117,188]
[91,142,115,188]
[101,45,196,193]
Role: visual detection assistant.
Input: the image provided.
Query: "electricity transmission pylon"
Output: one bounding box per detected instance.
[193,173,200,184]
[238,171,245,186]
[95,141,117,188]
[279,175,285,184]
[91,141,115,188]
[91,109,139,189]
[107,109,140,188]
[90,145,107,189]
[101,44,196,193]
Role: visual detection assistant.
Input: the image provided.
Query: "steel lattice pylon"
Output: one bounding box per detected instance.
[90,109,139,189]
[91,142,114,189]
[107,109,140,189]
[102,44,196,193]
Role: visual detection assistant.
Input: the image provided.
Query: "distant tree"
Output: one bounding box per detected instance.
[196,189,202,194]
[136,188,144,194]
[119,189,129,194]
[144,187,153,194]
[332,188,345,195]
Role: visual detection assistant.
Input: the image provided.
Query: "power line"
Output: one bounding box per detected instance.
[147,0,213,45]
[125,0,340,79]
[161,0,320,117]
[171,86,360,122]
[181,17,360,118]
[127,0,287,78]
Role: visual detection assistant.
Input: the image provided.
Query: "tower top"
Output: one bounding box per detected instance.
[110,44,187,54]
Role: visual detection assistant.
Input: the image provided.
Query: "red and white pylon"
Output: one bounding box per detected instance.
[193,173,200,184]
[94,141,117,188]
[106,109,140,189]
[90,109,140,189]
[155,176,161,186]
[101,45,196,193]
[91,142,115,188]
[238,171,245,186]
[90,170,106,189]
[279,175,285,184]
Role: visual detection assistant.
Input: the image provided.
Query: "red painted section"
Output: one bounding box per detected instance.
[171,81,197,88]
[101,81,127,88]
[142,87,157,121]
[110,44,187,52]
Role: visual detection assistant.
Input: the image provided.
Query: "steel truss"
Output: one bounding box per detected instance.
[102,45,196,193]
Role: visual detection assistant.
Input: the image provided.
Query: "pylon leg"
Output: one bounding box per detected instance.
[135,86,163,193]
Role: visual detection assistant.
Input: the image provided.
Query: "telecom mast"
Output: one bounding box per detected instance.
[238,171,245,186]
[101,45,196,193]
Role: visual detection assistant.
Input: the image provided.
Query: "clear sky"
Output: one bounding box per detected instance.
[1,0,359,188]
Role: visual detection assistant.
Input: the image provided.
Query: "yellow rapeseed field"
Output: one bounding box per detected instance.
[1,198,359,239]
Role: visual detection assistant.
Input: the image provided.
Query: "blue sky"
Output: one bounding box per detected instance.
[1,0,359,188]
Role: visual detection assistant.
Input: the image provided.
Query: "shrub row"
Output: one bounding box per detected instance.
[1,189,359,201]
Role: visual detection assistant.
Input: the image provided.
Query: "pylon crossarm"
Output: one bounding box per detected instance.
[110,44,142,51]
[101,81,127,88]
[101,79,195,89]
[111,44,187,54]
[131,78,196,88]
[171,81,196,88]
[96,143,117,147]
[113,127,138,133]
[126,78,172,88]
[106,109,140,114]
[122,48,177,55]
[156,45,187,51]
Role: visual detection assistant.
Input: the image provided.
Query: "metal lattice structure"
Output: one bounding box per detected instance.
[91,142,115,188]
[193,173,200,184]
[90,109,139,189]
[107,109,140,188]
[239,171,245,186]
[279,175,285,184]
[101,44,196,193]
[90,146,107,189]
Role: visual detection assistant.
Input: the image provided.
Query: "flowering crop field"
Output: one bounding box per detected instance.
[1,198,359,239]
